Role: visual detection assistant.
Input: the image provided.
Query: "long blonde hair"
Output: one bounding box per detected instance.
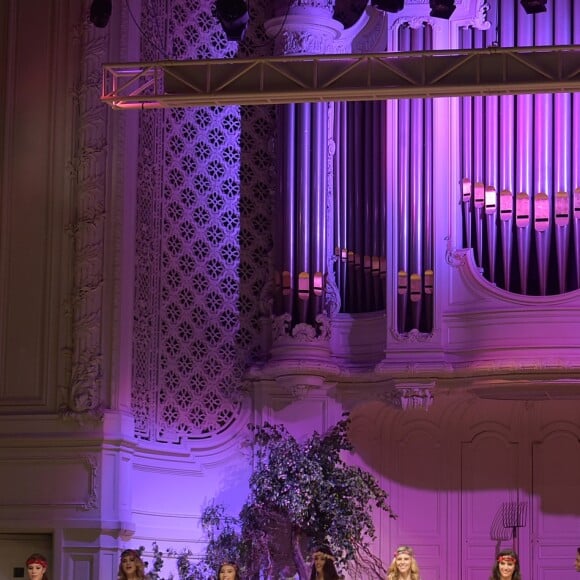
[117,549,146,580]
[386,546,420,580]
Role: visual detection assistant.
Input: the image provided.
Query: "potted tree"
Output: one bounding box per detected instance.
[188,418,395,579]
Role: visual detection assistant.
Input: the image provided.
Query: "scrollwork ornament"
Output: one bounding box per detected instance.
[390,383,435,411]
[62,21,108,425]
[288,383,315,399]
[272,313,293,341]
[60,352,104,423]
[353,11,388,54]
[328,137,336,157]
[258,273,274,318]
[446,248,468,268]
[286,0,335,11]
[81,455,99,511]
[291,322,318,341]
[324,274,342,318]
[314,313,331,340]
[466,0,491,30]
[279,30,336,55]
[409,16,431,30]
[390,328,433,342]
[445,236,467,268]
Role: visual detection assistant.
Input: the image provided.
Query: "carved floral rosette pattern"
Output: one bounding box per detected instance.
[133,0,275,443]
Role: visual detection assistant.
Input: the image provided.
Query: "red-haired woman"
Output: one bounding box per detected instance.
[26,553,49,580]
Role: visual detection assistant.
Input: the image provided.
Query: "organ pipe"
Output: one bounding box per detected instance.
[423,51,434,329]
[499,189,513,291]
[274,101,332,329]
[459,3,579,296]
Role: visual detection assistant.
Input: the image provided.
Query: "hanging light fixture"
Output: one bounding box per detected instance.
[371,0,405,12]
[213,0,249,42]
[89,0,112,28]
[520,0,547,14]
[429,0,456,19]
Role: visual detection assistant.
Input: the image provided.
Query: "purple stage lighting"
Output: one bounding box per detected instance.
[520,0,547,14]
[429,0,456,19]
[371,0,405,12]
[90,0,112,28]
[213,0,249,41]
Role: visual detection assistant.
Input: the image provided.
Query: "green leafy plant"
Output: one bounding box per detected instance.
[189,418,395,579]
[138,542,174,579]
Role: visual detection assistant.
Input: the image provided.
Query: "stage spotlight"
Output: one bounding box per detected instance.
[371,0,405,13]
[520,0,547,14]
[90,0,112,28]
[429,0,456,19]
[213,0,249,42]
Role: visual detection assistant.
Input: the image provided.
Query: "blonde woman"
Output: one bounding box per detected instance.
[386,546,420,580]
[117,549,146,580]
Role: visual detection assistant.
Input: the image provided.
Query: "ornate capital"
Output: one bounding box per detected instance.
[271,313,331,343]
[265,6,344,56]
[390,328,434,342]
[388,381,435,411]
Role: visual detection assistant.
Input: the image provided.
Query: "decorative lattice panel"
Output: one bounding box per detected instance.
[133,0,274,443]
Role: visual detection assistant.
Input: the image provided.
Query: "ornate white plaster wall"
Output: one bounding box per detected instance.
[1,1,580,579]
[0,1,144,577]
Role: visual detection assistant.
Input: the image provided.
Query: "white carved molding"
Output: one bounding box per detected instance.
[389,0,490,31]
[272,373,337,399]
[60,21,108,422]
[271,313,332,343]
[0,454,98,511]
[352,7,388,54]
[388,381,435,411]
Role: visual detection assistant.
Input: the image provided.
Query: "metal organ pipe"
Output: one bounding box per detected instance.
[374,100,386,310]
[353,101,363,308]
[334,98,389,314]
[485,92,498,283]
[296,104,311,321]
[555,191,570,293]
[499,189,514,290]
[279,105,296,316]
[423,24,434,332]
[335,101,348,308]
[515,12,533,294]
[460,27,473,251]
[346,102,356,312]
[485,186,497,283]
[462,179,472,249]
[554,0,572,293]
[472,31,485,269]
[533,8,554,296]
[574,3,580,289]
[497,0,515,291]
[312,102,327,315]
[363,102,373,310]
[397,25,411,332]
[457,4,580,296]
[474,181,485,267]
[575,188,580,288]
[409,26,424,330]
[274,101,333,328]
